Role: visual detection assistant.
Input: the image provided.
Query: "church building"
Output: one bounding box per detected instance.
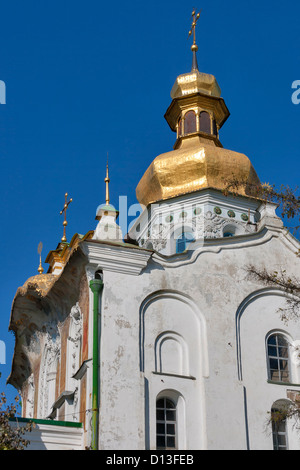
[8,13,300,450]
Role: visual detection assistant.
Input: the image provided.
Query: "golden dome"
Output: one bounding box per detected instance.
[136,136,261,207]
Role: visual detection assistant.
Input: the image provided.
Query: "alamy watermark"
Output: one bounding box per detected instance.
[0,80,6,104]
[291,80,300,105]
[0,340,6,364]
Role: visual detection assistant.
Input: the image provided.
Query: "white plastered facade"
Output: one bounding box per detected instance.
[81,197,300,450]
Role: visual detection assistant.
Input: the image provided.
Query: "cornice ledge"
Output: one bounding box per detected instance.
[81,240,152,276]
[151,228,278,268]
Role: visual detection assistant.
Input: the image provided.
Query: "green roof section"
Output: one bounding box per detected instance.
[9,417,83,428]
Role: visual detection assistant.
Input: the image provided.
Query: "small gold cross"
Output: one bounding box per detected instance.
[188,9,201,50]
[60,192,73,242]
[37,241,44,274]
[105,154,110,205]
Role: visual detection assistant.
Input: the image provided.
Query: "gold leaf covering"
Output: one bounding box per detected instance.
[136,136,261,206]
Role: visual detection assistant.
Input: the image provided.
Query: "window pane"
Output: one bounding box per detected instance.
[270,359,279,370]
[167,423,175,435]
[165,399,175,409]
[212,119,217,136]
[157,399,164,408]
[280,359,288,370]
[270,369,280,381]
[166,410,176,421]
[277,434,287,447]
[281,371,289,382]
[268,345,277,356]
[157,435,165,448]
[178,118,182,136]
[167,436,176,448]
[156,410,164,420]
[268,335,277,345]
[200,111,211,134]
[279,347,289,358]
[157,423,165,434]
[184,111,196,134]
[277,336,288,347]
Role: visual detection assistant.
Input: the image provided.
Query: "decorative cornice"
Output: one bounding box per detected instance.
[81,240,152,276]
[150,225,300,269]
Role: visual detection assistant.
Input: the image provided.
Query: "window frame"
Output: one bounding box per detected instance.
[266,332,291,383]
[271,400,291,451]
[156,397,177,450]
[175,231,195,254]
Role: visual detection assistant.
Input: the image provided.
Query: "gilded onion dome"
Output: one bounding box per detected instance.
[136,68,261,207]
[136,16,261,208]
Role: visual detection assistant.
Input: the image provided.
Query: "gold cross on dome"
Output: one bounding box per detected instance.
[37,241,44,274]
[60,192,73,242]
[105,154,110,205]
[188,9,201,49]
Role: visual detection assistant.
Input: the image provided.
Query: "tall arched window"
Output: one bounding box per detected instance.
[267,333,290,383]
[271,400,290,450]
[156,397,177,449]
[176,232,194,254]
[184,110,196,135]
[199,111,211,134]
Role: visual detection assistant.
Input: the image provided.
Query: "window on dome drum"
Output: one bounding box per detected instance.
[199,111,211,134]
[223,232,234,237]
[156,398,177,450]
[184,110,197,135]
[267,334,290,383]
[176,232,194,253]
[271,405,288,450]
[178,117,182,136]
[212,119,218,136]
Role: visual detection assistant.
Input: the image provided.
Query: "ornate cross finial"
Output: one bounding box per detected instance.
[60,192,73,242]
[188,9,202,71]
[37,241,44,274]
[105,154,110,205]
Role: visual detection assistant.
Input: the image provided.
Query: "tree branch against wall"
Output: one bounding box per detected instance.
[224,178,300,432]
[0,373,33,450]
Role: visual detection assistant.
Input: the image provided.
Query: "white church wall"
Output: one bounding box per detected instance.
[83,223,300,450]
[237,291,300,450]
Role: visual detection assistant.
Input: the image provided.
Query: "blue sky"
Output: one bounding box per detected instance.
[0,0,299,407]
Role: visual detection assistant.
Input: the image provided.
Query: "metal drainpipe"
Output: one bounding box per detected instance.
[89,278,103,450]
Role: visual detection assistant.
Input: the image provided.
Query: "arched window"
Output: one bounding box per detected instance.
[176,232,194,254]
[156,397,177,449]
[199,111,211,134]
[184,110,196,135]
[223,231,234,237]
[271,400,290,450]
[267,333,290,383]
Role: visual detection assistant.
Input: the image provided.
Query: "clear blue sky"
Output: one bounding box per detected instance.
[0,0,299,406]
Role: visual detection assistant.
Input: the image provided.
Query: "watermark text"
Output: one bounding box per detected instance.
[0,80,6,105]
[291,80,300,105]
[0,340,6,364]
